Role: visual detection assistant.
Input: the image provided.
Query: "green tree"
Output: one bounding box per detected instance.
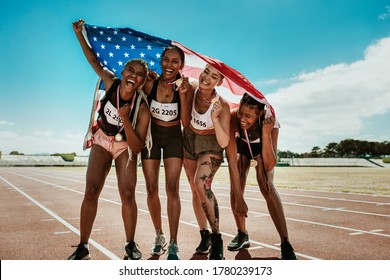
[310,146,321,158]
[323,142,338,157]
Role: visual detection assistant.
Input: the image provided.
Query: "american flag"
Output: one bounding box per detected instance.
[82,23,278,149]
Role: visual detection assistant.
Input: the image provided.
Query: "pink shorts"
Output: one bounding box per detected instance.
[92,129,129,159]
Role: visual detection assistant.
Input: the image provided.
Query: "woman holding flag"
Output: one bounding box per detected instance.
[141,45,193,260]
[225,93,297,260]
[68,19,151,260]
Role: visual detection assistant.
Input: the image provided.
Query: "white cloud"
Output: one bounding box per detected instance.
[267,37,390,152]
[0,120,15,126]
[379,6,390,20]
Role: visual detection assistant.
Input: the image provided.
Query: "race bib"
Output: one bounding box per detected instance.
[103,101,122,126]
[150,100,178,122]
[191,109,213,130]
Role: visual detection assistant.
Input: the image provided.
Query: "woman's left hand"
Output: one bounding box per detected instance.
[262,116,275,134]
[211,97,222,119]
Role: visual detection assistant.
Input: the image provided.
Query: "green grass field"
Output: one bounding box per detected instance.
[46,166,390,196]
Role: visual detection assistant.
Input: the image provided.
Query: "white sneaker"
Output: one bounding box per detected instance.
[151,230,166,255]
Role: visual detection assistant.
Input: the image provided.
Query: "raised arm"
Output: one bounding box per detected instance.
[72,19,115,90]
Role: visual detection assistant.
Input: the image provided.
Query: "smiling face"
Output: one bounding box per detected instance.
[121,60,147,91]
[161,48,184,81]
[198,64,224,92]
[237,103,263,130]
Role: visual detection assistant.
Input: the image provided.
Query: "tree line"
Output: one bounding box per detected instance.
[278,139,390,158]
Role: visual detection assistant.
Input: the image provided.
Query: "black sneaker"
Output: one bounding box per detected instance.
[196,229,211,253]
[125,242,142,260]
[281,239,297,260]
[227,230,250,251]
[208,233,224,260]
[67,244,90,260]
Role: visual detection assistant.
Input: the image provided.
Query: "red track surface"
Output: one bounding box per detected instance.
[1,167,389,260]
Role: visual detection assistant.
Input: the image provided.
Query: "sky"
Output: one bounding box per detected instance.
[0,0,389,155]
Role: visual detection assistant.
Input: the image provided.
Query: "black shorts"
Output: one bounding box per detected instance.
[141,122,183,160]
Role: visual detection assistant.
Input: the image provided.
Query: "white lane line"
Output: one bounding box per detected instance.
[276,191,390,205]
[248,246,264,250]
[22,168,390,206]
[54,231,71,235]
[2,169,319,260]
[321,207,346,211]
[0,175,120,260]
[5,169,390,239]
[349,229,384,236]
[41,218,55,222]
[217,192,390,218]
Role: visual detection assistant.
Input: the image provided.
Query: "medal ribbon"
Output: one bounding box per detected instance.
[116,85,136,134]
[244,129,256,160]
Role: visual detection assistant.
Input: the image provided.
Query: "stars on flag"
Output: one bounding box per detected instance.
[84,24,172,76]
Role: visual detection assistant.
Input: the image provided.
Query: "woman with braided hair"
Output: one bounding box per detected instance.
[225,93,297,260]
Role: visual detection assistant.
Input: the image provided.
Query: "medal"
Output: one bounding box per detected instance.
[250,159,258,168]
[175,78,183,87]
[244,129,258,168]
[115,133,123,142]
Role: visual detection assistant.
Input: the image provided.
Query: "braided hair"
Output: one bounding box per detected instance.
[239,93,270,190]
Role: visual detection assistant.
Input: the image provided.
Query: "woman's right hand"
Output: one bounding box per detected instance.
[72,19,85,34]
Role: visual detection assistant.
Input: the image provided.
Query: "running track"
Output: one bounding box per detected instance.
[0,167,389,260]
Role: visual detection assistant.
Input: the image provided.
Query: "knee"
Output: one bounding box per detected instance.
[120,188,136,204]
[146,183,159,198]
[194,179,209,201]
[260,183,277,200]
[166,182,179,197]
[84,184,101,201]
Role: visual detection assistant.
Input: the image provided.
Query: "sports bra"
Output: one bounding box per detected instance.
[148,78,180,122]
[190,89,219,130]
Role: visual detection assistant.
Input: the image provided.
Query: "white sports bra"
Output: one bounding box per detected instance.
[190,89,218,130]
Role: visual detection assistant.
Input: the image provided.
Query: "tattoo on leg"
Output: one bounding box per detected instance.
[202,200,219,233]
[213,196,219,232]
[199,156,222,232]
[199,156,222,200]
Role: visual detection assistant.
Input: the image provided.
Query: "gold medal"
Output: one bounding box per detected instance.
[115,133,123,142]
[175,78,183,87]
[250,159,258,168]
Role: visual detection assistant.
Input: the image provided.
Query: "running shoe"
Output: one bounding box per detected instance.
[208,233,224,260]
[151,230,166,255]
[196,229,211,253]
[67,244,90,260]
[167,240,180,260]
[227,230,250,251]
[281,239,297,260]
[125,241,142,260]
